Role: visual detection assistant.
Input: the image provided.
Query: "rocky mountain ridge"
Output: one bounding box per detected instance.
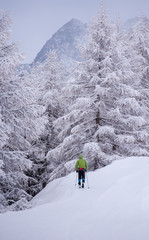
[33,18,87,72]
[33,17,144,72]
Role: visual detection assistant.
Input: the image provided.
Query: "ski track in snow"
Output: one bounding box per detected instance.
[1,156,149,240]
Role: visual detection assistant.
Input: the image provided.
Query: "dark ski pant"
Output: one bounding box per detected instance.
[78,169,85,185]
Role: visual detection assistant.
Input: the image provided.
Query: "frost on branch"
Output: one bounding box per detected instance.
[83,142,108,169]
[95,126,115,138]
[124,116,146,128]
[53,109,86,131]
[116,135,136,144]
[117,98,143,115]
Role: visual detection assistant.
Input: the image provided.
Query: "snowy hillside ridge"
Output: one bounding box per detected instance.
[1,156,149,240]
[31,156,149,207]
[33,18,87,70]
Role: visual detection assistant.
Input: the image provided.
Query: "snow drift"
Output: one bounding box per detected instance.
[0,156,149,240]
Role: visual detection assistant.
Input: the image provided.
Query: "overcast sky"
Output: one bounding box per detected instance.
[1,0,149,63]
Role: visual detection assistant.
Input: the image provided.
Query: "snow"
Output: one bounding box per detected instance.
[1,156,149,240]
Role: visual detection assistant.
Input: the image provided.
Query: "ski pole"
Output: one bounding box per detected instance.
[86,172,90,189]
[75,171,77,186]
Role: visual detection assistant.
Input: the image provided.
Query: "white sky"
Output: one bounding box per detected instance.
[1,0,149,63]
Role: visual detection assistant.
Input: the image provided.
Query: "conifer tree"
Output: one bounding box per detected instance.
[0,11,44,211]
[28,51,65,185]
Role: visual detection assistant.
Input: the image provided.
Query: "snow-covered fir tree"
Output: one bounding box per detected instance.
[27,50,65,186]
[131,17,149,89]
[45,7,117,175]
[0,11,48,212]
[127,17,149,154]
[130,17,149,104]
[81,9,149,162]
[0,11,30,211]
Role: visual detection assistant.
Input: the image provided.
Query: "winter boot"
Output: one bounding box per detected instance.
[78,180,81,188]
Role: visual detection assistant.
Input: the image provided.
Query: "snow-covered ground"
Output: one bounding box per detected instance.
[1,156,149,240]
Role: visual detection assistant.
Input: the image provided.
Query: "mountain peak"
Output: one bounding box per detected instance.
[33,19,87,71]
[68,18,84,25]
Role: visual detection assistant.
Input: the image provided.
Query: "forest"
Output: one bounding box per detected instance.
[1,7,149,212]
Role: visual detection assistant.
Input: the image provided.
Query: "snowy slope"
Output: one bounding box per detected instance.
[1,156,149,240]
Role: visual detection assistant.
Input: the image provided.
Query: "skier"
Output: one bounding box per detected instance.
[75,155,88,188]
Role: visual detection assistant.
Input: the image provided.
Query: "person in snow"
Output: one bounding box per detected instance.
[75,155,88,188]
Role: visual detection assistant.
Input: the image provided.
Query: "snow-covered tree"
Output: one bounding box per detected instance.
[26,50,65,186]
[130,17,149,88]
[0,11,48,212]
[84,10,149,161]
[0,11,21,147]
[126,17,149,153]
[45,7,115,174]
[0,11,29,211]
[130,17,149,111]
